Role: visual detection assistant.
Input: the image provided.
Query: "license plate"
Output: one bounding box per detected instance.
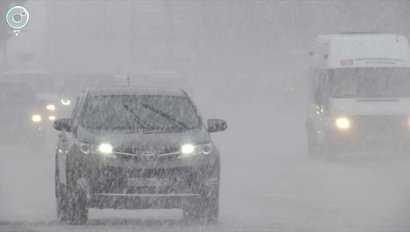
[127,178,165,187]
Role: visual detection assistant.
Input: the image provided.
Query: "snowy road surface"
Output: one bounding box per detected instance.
[1,105,410,232]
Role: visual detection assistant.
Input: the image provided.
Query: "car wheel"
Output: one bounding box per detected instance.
[55,156,68,222]
[59,162,88,225]
[56,187,68,222]
[65,187,88,225]
[183,185,219,224]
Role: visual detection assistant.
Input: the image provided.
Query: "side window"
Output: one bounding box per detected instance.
[308,68,319,99]
[70,96,80,119]
[71,94,86,129]
[316,71,329,106]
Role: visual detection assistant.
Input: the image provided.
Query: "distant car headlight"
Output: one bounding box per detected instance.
[335,117,351,130]
[46,104,55,111]
[31,114,42,123]
[48,115,56,121]
[179,143,213,158]
[61,99,71,106]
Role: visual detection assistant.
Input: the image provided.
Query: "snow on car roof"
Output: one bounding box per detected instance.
[87,86,187,97]
[313,33,410,68]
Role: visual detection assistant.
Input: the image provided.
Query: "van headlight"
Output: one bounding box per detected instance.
[179,143,213,158]
[335,117,351,130]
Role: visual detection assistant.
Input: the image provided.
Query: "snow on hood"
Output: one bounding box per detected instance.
[329,98,410,116]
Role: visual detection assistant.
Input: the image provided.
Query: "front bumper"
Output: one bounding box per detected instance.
[325,115,410,151]
[69,150,220,209]
[90,193,201,209]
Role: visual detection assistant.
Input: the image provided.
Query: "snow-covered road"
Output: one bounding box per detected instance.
[1,105,410,232]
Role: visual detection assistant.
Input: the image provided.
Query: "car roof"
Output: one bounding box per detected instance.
[86,86,187,97]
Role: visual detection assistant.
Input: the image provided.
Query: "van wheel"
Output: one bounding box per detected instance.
[307,133,323,158]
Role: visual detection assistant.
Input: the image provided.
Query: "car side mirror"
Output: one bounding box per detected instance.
[53,118,72,132]
[207,119,227,133]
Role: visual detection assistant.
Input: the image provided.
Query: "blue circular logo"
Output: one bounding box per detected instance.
[6,6,29,30]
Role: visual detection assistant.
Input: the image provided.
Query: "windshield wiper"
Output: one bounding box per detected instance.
[140,103,189,130]
[122,104,156,131]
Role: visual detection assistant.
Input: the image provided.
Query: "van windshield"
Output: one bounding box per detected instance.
[81,95,201,132]
[328,68,410,98]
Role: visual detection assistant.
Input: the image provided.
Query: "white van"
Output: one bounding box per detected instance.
[305,33,410,156]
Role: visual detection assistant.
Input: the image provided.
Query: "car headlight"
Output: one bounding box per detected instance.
[335,117,351,130]
[46,104,55,111]
[179,143,213,158]
[98,143,113,155]
[61,99,71,106]
[79,142,116,158]
[31,114,42,123]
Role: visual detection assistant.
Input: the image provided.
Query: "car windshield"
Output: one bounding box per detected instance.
[81,95,201,132]
[328,68,410,98]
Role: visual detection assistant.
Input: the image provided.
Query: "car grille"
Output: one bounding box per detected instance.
[94,166,198,194]
[352,115,408,136]
[113,145,181,162]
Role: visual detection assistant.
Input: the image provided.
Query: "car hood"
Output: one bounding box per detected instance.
[77,126,211,148]
[329,98,410,116]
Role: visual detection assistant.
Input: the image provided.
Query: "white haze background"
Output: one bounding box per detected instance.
[1,1,410,231]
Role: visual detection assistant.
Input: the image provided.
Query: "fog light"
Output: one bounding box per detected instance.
[202,144,212,155]
[335,117,351,130]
